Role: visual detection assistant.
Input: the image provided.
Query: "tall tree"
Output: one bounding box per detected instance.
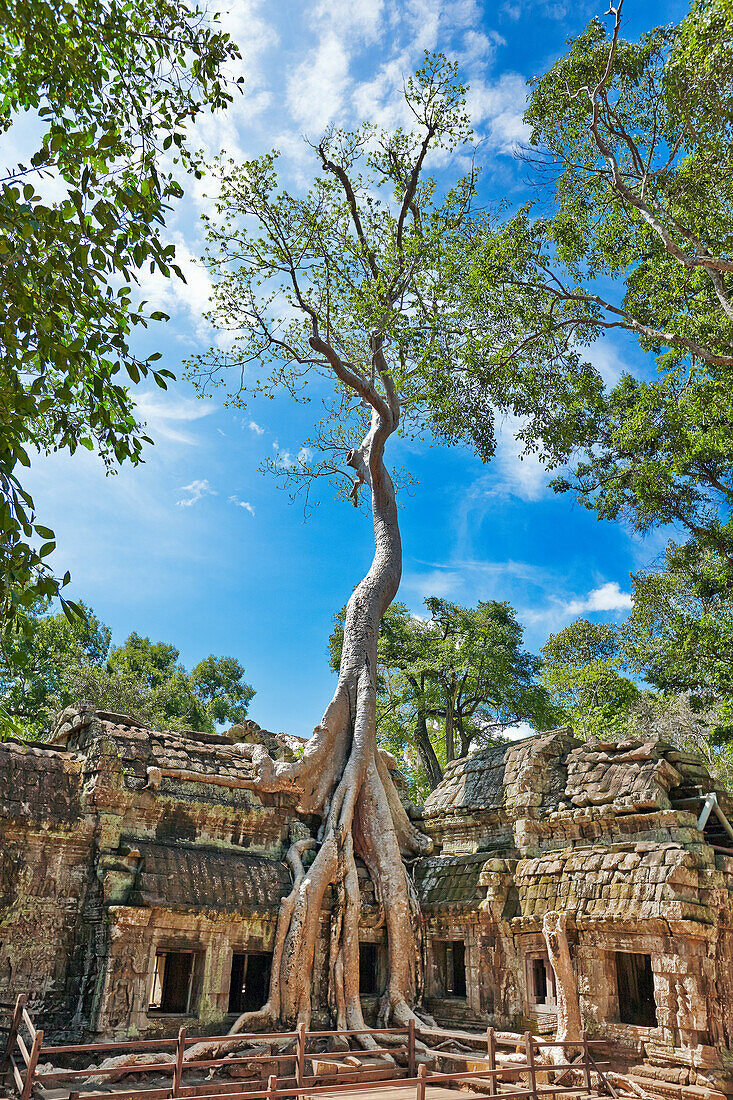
[190,56,493,1033]
[623,541,733,739]
[450,0,733,569]
[0,0,240,628]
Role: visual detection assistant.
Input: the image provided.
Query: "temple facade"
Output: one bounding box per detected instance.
[1,708,732,1089]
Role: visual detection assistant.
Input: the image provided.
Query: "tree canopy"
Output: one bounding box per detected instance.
[0,0,240,628]
[541,618,640,739]
[0,600,255,738]
[453,0,733,570]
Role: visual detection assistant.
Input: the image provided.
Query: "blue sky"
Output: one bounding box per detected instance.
[19,0,688,737]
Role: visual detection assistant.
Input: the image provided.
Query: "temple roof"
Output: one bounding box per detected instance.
[126,838,292,913]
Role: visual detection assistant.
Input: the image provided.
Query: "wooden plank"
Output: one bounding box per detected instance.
[173,1026,187,1098]
[43,1038,178,1055]
[487,1027,496,1098]
[306,1030,407,1039]
[53,1088,174,1100]
[21,1027,44,1100]
[582,1035,591,1096]
[296,1022,306,1089]
[16,1032,30,1068]
[1,994,26,1073]
[408,1020,415,1081]
[12,1055,24,1094]
[183,1033,299,1048]
[21,1009,36,1043]
[417,1064,427,1100]
[525,1033,538,1100]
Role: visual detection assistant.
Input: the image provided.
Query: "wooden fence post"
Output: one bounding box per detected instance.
[296,1020,306,1090]
[416,1061,427,1100]
[1,995,25,1072]
[21,1028,43,1100]
[408,1018,416,1079]
[172,1026,186,1097]
[524,1032,538,1100]
[486,1026,496,1097]
[268,1073,278,1100]
[582,1032,592,1095]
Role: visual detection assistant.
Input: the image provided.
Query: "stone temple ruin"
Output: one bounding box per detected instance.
[2,708,733,1094]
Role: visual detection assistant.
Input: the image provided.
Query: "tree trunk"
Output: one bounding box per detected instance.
[414,709,443,790]
[542,911,582,1063]
[445,688,455,763]
[229,402,433,1039]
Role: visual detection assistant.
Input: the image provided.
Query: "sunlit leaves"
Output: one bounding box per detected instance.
[0,0,240,630]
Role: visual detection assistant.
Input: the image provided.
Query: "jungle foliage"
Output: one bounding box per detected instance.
[0,599,254,738]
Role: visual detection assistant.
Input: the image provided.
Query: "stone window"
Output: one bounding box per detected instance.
[615,952,658,1028]
[149,950,202,1015]
[228,951,273,1014]
[434,940,467,999]
[359,942,384,997]
[526,954,556,1008]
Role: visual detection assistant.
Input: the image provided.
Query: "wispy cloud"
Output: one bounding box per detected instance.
[135,392,217,446]
[248,420,265,435]
[177,479,217,507]
[229,495,255,516]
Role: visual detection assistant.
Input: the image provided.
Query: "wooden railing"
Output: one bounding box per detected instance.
[0,996,614,1100]
[1,994,45,1100]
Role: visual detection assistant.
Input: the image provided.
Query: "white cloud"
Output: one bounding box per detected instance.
[504,721,535,740]
[562,581,633,617]
[490,412,551,502]
[501,3,521,18]
[248,420,265,435]
[135,392,217,446]
[298,446,314,464]
[467,71,529,152]
[229,495,255,516]
[402,568,466,601]
[314,0,385,44]
[287,32,351,132]
[177,479,217,507]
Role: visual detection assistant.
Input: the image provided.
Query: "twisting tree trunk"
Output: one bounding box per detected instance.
[230,375,433,1040]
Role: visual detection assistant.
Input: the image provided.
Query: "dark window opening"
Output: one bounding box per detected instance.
[359,942,380,996]
[527,955,555,1007]
[149,951,199,1014]
[228,952,273,1014]
[615,953,658,1028]
[434,940,467,999]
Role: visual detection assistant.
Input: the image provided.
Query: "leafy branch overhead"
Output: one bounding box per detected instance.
[189,55,484,503]
[0,0,241,629]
